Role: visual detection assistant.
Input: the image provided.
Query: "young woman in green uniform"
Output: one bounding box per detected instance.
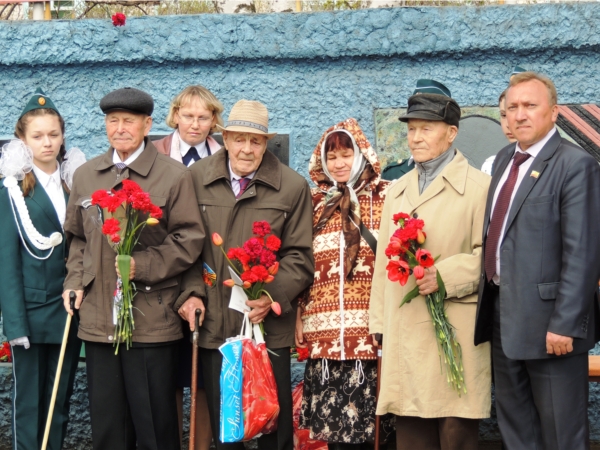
[0,89,83,450]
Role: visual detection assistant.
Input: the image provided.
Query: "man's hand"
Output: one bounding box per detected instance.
[115,256,135,280]
[178,296,205,331]
[371,334,381,348]
[295,307,307,348]
[546,332,574,356]
[416,266,439,296]
[247,294,271,324]
[62,290,84,316]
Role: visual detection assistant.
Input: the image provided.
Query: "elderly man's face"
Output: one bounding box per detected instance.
[505,79,558,150]
[224,131,268,177]
[105,111,152,155]
[407,119,458,163]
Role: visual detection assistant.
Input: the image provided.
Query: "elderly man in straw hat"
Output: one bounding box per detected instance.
[175,99,315,450]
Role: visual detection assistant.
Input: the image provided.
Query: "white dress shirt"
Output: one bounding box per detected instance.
[489,127,557,281]
[180,137,208,167]
[228,160,256,197]
[112,141,145,166]
[32,162,66,226]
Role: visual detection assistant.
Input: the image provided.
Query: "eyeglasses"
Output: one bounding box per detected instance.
[177,112,214,125]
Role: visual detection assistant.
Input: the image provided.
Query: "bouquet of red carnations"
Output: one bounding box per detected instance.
[385,212,465,395]
[91,180,162,353]
[212,221,282,319]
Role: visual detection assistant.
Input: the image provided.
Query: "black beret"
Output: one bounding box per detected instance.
[399,93,461,128]
[100,87,154,116]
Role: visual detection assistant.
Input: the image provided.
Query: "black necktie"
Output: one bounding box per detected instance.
[182,146,200,166]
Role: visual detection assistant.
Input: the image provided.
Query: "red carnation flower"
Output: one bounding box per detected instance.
[243,237,263,258]
[386,259,410,286]
[252,221,271,237]
[265,235,281,252]
[130,191,152,213]
[110,233,121,243]
[112,12,126,26]
[415,249,435,268]
[102,217,121,236]
[228,248,251,266]
[121,179,142,196]
[259,249,276,268]
[91,190,110,207]
[296,346,309,362]
[241,270,259,284]
[149,204,163,219]
[250,265,270,283]
[392,212,410,225]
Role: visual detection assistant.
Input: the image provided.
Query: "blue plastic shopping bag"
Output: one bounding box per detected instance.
[219,337,244,443]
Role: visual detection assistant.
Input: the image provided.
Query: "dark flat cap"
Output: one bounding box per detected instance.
[399,93,461,128]
[100,87,154,116]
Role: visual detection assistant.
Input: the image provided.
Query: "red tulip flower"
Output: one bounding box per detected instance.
[270,302,282,316]
[212,232,223,246]
[386,260,410,286]
[415,249,435,268]
[413,265,425,280]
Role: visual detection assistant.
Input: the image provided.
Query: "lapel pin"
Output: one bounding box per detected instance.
[530,170,540,179]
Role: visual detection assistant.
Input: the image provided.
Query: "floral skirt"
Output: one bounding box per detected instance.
[299,358,395,444]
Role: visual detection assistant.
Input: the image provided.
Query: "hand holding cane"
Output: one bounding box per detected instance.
[41,291,75,450]
[189,309,201,450]
[374,333,383,450]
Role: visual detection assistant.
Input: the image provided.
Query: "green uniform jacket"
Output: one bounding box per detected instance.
[0,177,68,343]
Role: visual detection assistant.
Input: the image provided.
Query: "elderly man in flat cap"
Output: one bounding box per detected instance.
[369,80,492,450]
[62,87,204,450]
[175,99,314,450]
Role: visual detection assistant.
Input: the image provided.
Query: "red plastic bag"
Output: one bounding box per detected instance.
[242,322,280,440]
[293,381,328,450]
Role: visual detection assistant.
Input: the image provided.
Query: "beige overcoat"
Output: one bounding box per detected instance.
[369,150,492,419]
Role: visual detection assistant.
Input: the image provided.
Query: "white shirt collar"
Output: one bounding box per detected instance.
[112,141,145,166]
[515,127,557,158]
[32,162,61,189]
[228,160,256,182]
[179,135,208,160]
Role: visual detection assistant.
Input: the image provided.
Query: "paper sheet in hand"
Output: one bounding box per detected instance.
[228,266,250,313]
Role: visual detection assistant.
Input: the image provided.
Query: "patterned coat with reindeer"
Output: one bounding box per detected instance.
[300,118,391,361]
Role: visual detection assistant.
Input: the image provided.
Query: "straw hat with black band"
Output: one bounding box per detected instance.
[216,100,277,139]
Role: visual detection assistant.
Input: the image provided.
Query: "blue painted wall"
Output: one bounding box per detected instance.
[0,3,599,177]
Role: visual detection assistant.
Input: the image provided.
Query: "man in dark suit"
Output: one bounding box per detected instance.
[474,72,600,450]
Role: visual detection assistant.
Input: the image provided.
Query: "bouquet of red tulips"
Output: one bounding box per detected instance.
[91,180,162,353]
[213,221,282,322]
[385,212,465,395]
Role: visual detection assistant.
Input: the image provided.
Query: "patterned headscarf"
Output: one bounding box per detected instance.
[309,118,381,279]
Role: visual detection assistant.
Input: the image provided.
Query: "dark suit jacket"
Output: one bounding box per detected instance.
[0,176,69,343]
[474,130,600,360]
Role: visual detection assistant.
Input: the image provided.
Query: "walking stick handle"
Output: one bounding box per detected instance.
[194,308,201,333]
[69,290,76,312]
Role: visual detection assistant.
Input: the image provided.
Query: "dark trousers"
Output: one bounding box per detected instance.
[11,331,81,450]
[85,341,180,450]
[492,296,590,450]
[201,346,293,450]
[395,416,479,450]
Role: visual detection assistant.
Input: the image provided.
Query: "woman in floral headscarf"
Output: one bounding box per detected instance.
[296,118,395,449]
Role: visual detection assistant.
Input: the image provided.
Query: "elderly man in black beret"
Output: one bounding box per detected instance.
[370,80,492,450]
[62,87,204,450]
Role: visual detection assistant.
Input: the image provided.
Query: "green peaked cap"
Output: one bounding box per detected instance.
[19,88,60,119]
[412,79,452,97]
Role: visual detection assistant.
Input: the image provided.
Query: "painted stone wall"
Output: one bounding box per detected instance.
[0,3,599,178]
[1,3,600,447]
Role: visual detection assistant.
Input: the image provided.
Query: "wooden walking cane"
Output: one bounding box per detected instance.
[41,291,76,450]
[374,333,383,450]
[189,309,202,450]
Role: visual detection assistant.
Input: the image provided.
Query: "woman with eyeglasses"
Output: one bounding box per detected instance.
[155,85,224,450]
[154,85,223,167]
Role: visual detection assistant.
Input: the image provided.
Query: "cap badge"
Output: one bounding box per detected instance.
[38,97,46,106]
